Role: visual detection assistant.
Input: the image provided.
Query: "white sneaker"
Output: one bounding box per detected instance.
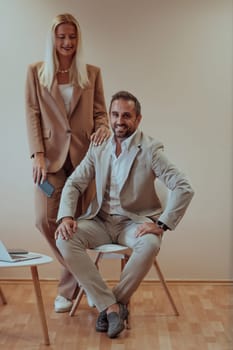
[54,295,73,313]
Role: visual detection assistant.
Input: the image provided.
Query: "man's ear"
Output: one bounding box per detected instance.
[136,114,142,124]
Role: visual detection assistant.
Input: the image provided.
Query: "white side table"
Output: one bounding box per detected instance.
[0,253,53,345]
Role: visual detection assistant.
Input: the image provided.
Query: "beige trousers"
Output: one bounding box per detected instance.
[34,156,95,299]
[56,212,162,311]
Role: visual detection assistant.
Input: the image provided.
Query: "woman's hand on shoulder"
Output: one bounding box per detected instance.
[90,125,111,146]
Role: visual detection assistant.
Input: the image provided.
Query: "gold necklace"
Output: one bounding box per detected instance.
[58,68,70,74]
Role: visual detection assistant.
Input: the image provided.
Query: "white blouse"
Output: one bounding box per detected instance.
[58,84,73,114]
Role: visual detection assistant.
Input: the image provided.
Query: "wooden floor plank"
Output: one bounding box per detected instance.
[0,281,232,349]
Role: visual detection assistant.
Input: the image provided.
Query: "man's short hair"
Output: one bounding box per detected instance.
[109,91,141,116]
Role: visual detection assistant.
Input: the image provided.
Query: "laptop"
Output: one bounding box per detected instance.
[0,240,41,263]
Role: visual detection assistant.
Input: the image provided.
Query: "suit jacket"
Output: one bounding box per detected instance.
[57,130,194,230]
[25,62,108,173]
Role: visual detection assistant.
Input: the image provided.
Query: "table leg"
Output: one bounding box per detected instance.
[0,286,7,304]
[30,266,50,345]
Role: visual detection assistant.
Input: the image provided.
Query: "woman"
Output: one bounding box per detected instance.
[25,13,110,312]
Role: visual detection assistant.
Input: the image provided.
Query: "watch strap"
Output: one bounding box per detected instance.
[157,220,169,231]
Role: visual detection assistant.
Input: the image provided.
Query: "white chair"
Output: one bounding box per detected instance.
[69,243,179,322]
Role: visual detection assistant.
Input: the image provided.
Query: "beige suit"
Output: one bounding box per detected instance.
[57,130,194,229]
[25,62,109,172]
[25,62,109,299]
[56,130,194,310]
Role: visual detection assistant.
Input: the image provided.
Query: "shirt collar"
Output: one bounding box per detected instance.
[110,129,140,151]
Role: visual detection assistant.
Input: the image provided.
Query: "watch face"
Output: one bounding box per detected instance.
[157,221,168,231]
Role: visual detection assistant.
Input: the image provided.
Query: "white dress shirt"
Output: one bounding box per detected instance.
[101,130,139,216]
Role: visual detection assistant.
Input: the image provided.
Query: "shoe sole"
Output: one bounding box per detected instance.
[54,307,72,313]
[108,323,125,338]
[96,326,108,333]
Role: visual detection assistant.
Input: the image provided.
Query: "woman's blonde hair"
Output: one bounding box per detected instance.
[39,13,89,90]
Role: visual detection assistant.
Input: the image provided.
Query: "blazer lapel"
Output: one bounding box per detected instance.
[119,130,142,191]
[69,84,82,117]
[98,143,112,200]
[50,79,67,117]
[119,145,141,191]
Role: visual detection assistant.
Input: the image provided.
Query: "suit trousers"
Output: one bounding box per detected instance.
[56,212,162,311]
[34,155,94,299]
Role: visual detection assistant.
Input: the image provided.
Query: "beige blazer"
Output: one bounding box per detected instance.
[25,62,109,173]
[57,130,194,230]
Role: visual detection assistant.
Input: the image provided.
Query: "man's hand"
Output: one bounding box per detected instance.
[135,222,164,237]
[55,217,77,240]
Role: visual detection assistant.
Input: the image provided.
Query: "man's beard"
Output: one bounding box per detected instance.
[113,125,132,139]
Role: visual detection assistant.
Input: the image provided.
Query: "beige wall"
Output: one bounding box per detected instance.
[0,0,232,281]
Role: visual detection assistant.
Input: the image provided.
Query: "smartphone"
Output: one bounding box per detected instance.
[38,179,55,197]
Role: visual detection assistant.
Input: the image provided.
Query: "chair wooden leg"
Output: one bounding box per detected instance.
[121,254,129,270]
[125,300,131,329]
[120,255,131,329]
[69,287,85,316]
[0,286,7,305]
[153,259,179,316]
[94,252,103,268]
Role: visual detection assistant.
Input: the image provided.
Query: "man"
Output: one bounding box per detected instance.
[55,91,194,338]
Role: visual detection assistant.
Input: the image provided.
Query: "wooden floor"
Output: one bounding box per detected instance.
[0,280,232,350]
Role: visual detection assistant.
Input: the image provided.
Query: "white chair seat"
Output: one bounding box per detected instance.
[93,243,129,253]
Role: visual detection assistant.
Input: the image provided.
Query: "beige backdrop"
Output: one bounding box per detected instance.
[0,0,232,281]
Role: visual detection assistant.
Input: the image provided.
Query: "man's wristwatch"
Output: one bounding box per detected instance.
[157,220,169,231]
